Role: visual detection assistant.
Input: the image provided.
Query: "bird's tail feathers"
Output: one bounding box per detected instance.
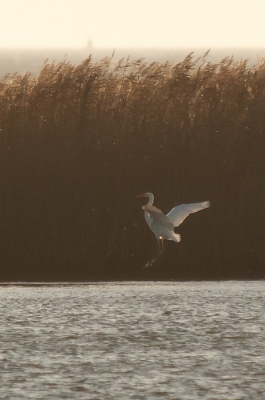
[174,233,181,243]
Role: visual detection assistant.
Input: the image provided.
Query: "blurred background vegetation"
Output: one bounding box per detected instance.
[0,50,264,281]
[1,47,265,77]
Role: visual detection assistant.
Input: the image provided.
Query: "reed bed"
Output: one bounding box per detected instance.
[0,52,264,281]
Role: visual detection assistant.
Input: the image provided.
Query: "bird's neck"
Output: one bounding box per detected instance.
[147,194,154,205]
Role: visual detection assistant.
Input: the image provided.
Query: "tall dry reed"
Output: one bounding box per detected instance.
[0,52,264,280]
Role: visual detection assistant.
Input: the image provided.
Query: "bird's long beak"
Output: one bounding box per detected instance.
[136,194,145,198]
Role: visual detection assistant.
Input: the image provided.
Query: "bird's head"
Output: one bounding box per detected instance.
[136,192,154,206]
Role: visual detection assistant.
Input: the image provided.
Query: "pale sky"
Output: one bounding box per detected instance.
[0,0,265,49]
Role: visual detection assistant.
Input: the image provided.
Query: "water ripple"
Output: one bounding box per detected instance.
[0,281,265,399]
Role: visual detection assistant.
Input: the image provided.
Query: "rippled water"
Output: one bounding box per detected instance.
[0,281,265,399]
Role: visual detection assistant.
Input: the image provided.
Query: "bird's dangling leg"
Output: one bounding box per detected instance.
[157,237,161,254]
[143,238,164,268]
[160,238,164,254]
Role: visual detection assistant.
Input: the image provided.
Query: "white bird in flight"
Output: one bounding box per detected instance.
[137,192,210,267]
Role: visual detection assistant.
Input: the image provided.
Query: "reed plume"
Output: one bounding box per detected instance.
[0,53,264,280]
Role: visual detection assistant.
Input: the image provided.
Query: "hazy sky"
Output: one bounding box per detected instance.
[1,0,265,49]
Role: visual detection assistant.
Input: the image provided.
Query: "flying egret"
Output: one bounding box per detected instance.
[137,192,210,266]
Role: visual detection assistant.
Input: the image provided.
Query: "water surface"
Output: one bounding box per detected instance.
[0,281,265,399]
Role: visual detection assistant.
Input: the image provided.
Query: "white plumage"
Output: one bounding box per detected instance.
[137,192,210,266]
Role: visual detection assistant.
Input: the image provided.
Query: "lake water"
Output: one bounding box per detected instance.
[0,281,265,399]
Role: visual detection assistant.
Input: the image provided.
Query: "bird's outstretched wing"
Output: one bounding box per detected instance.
[143,204,173,230]
[167,201,210,227]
